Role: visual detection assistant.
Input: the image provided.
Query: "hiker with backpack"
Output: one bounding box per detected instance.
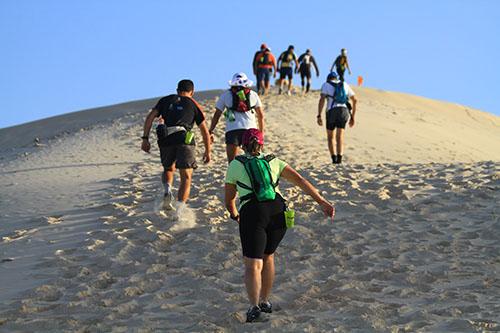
[317,72,357,164]
[208,73,264,162]
[224,128,335,322]
[330,48,351,82]
[141,79,211,211]
[252,44,277,95]
[297,49,320,94]
[277,45,299,95]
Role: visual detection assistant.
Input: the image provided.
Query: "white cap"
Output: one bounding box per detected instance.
[229,72,253,87]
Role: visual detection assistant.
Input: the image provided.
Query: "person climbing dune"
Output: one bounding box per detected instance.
[317,72,357,164]
[208,73,265,162]
[224,128,334,322]
[141,79,211,211]
[277,45,299,95]
[253,44,277,96]
[330,48,351,82]
[297,49,320,94]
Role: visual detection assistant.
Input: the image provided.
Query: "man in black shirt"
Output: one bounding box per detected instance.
[297,49,320,94]
[141,79,211,210]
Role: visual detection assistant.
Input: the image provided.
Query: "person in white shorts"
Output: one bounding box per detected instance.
[208,73,265,162]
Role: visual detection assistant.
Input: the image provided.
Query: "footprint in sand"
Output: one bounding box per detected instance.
[2,229,29,242]
[44,215,64,225]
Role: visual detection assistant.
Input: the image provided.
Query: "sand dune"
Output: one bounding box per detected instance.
[0,88,499,332]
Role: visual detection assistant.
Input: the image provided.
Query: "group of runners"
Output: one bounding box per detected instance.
[253,44,351,96]
[140,45,357,322]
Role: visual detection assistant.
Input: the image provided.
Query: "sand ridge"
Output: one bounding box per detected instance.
[0,89,499,332]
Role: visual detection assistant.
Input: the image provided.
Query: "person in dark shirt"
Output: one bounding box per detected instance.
[297,49,320,94]
[277,45,299,95]
[330,48,352,82]
[141,79,211,210]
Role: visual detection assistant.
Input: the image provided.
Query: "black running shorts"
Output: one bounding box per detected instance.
[225,129,247,146]
[326,106,350,130]
[279,67,293,80]
[239,195,287,259]
[159,144,197,169]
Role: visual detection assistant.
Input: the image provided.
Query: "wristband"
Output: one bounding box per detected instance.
[141,136,149,140]
[317,115,321,118]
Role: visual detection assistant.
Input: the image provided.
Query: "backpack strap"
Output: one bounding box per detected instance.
[263,154,280,188]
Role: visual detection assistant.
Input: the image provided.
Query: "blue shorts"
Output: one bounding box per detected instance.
[279,67,293,80]
[257,68,271,83]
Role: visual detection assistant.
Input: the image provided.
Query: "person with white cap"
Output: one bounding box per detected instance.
[317,71,357,164]
[330,48,352,82]
[208,73,264,162]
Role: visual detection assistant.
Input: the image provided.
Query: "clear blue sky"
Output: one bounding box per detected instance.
[1,0,499,128]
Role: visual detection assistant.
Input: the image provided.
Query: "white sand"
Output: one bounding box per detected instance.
[0,87,499,332]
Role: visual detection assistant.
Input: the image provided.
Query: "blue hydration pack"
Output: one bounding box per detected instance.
[328,81,348,104]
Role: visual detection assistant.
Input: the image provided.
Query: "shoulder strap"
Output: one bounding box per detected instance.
[264,154,276,162]
[325,81,336,98]
[263,154,279,187]
[235,155,248,163]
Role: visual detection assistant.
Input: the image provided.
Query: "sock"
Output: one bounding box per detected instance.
[164,183,172,194]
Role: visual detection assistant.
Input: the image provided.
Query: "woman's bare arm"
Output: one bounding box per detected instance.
[281,165,334,217]
[225,183,239,220]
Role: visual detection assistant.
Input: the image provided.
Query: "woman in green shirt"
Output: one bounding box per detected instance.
[225,128,335,322]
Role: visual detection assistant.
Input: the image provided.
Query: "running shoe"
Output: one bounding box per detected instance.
[162,192,175,211]
[246,305,261,322]
[259,301,272,313]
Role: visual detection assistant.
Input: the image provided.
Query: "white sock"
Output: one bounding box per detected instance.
[164,183,172,194]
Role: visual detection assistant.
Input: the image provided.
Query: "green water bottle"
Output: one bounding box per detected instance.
[237,89,247,101]
[224,110,236,122]
[284,208,295,228]
[184,130,194,144]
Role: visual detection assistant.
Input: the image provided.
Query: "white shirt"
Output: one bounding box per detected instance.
[320,80,355,109]
[215,89,262,132]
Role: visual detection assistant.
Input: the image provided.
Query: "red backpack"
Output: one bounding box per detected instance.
[229,87,253,112]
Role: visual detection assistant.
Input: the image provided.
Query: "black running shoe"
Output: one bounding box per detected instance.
[259,301,272,313]
[332,155,338,164]
[246,306,261,322]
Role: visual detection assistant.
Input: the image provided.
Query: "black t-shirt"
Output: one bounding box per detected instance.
[153,94,205,146]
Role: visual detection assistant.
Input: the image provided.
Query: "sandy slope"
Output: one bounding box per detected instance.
[0,88,499,332]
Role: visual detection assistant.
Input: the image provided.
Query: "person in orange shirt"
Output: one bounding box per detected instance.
[252,44,277,95]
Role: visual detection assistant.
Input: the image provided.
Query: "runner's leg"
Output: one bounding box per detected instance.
[336,128,345,156]
[162,165,175,192]
[244,257,263,306]
[178,168,193,203]
[327,129,335,156]
[226,144,240,163]
[260,253,275,302]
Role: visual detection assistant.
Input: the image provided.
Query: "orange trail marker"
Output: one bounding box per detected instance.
[357,76,364,86]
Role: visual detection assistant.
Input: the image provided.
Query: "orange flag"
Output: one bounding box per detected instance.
[357,76,364,86]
